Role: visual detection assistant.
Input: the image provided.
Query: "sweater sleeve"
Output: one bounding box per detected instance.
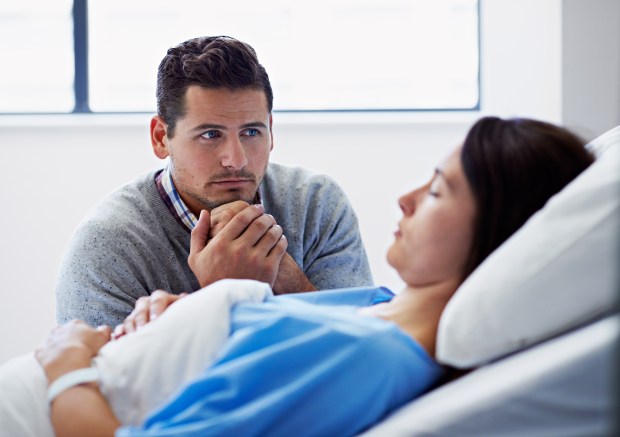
[55,176,199,328]
[262,164,374,291]
[299,174,373,290]
[55,214,158,328]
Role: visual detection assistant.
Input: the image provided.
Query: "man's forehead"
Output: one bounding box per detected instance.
[181,86,270,127]
[184,85,268,107]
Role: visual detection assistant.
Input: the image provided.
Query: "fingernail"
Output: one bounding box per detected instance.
[253,204,265,212]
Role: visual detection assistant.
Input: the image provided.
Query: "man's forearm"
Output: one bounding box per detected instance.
[272,253,317,294]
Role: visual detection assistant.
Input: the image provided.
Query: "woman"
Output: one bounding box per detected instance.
[7,117,594,436]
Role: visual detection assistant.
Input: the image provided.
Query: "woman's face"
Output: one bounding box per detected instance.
[387,146,477,287]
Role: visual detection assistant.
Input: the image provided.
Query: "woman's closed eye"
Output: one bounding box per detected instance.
[428,174,441,197]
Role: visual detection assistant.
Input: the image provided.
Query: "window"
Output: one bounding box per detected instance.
[0,0,74,113]
[0,0,479,114]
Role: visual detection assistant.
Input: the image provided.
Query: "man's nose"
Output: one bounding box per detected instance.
[220,137,248,170]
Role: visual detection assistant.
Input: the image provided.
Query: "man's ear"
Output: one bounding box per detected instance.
[150,116,170,159]
[268,113,274,152]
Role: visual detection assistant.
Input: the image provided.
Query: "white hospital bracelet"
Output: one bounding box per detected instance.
[47,367,100,404]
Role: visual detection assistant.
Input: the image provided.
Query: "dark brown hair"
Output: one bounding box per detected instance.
[156,36,273,137]
[461,116,595,276]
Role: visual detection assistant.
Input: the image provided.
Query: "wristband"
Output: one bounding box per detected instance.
[47,367,100,404]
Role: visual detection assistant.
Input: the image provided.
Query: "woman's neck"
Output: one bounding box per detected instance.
[363,280,460,357]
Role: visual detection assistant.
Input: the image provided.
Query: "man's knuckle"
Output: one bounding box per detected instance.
[151,291,168,301]
[237,213,253,226]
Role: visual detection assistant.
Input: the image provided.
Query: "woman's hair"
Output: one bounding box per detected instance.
[461,116,595,277]
[156,36,273,138]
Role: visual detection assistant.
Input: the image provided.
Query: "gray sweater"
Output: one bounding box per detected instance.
[56,163,373,327]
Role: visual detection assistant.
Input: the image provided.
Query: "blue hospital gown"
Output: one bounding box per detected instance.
[118,287,444,437]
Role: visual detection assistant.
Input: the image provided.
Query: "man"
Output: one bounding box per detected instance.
[56,36,372,328]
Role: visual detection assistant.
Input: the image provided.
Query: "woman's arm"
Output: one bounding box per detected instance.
[50,384,120,437]
[35,320,121,436]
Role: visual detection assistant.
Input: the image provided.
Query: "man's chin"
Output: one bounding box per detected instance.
[202,191,257,211]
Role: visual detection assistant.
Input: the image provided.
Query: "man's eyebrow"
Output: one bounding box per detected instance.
[240,121,268,129]
[191,123,226,132]
[190,121,268,132]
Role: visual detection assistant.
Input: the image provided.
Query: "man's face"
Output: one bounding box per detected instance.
[151,86,273,213]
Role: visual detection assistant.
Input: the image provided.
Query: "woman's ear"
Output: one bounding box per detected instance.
[150,116,170,159]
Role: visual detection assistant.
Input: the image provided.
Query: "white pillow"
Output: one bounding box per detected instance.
[436,126,620,368]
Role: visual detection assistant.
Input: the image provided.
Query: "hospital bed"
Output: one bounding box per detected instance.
[363,125,620,436]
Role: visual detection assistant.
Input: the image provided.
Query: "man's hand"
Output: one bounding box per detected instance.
[35,320,111,384]
[209,200,251,238]
[112,290,187,339]
[188,204,288,287]
[203,201,317,294]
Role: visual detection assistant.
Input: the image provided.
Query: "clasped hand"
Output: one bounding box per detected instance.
[188,202,288,288]
[205,201,315,295]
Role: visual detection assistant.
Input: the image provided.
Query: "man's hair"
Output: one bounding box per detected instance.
[461,116,595,277]
[156,36,273,137]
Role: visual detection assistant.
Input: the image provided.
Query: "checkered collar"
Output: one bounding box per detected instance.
[156,165,198,231]
[155,164,263,232]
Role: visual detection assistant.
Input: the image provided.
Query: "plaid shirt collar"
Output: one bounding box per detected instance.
[156,165,198,232]
[155,164,264,233]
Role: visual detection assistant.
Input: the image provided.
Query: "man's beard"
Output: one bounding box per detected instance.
[199,169,263,211]
[198,189,259,211]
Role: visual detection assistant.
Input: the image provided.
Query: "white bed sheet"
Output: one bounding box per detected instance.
[0,279,272,436]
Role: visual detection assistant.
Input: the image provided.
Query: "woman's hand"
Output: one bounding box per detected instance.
[37,322,121,436]
[35,320,111,384]
[112,290,187,339]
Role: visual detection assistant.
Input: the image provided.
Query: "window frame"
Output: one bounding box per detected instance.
[56,0,482,114]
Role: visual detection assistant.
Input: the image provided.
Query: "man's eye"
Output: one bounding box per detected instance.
[244,128,259,137]
[201,130,220,139]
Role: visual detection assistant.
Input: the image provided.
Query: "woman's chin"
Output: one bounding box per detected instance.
[385,246,397,270]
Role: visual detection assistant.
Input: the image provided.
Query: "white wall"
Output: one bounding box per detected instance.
[562,0,620,139]
[1,0,618,364]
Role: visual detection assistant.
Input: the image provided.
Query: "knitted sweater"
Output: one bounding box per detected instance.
[55,163,372,327]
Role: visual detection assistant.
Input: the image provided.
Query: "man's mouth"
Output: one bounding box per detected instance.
[211,179,254,188]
